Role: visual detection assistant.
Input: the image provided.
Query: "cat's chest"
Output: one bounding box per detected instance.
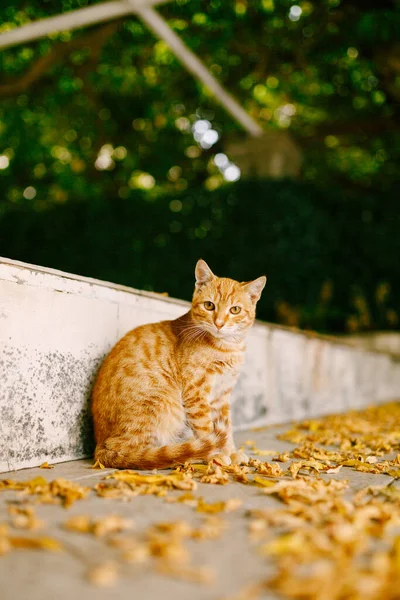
[209,365,240,403]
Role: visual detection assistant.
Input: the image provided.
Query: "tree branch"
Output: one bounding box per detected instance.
[0,21,121,99]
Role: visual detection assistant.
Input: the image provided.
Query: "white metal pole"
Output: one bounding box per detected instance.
[0,0,166,50]
[134,5,263,137]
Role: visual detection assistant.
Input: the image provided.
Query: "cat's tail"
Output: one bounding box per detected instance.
[94,426,228,470]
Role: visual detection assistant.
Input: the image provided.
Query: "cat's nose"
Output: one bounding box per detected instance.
[215,319,224,329]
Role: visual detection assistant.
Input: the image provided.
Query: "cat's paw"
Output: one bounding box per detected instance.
[212,453,232,466]
[230,450,249,465]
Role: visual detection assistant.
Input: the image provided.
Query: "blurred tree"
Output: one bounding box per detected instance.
[0,0,399,332]
[0,0,399,203]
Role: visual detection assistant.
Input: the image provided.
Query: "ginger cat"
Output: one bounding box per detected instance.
[92,260,266,470]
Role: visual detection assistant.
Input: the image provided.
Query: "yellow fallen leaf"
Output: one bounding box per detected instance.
[9,536,62,551]
[1,477,90,508]
[122,544,150,564]
[107,470,195,491]
[196,498,242,513]
[260,532,306,556]
[191,516,226,540]
[50,478,90,508]
[40,462,54,469]
[148,536,190,563]
[253,449,278,457]
[164,492,197,506]
[93,515,134,537]
[200,465,229,485]
[249,458,284,477]
[28,476,49,489]
[0,535,11,556]
[289,459,326,478]
[176,463,207,475]
[63,515,92,534]
[87,561,119,587]
[231,466,250,484]
[0,476,48,492]
[273,451,291,462]
[8,506,44,530]
[326,465,343,474]
[152,521,193,539]
[385,469,400,478]
[91,460,105,469]
[341,459,366,467]
[157,562,215,584]
[63,514,133,537]
[306,420,321,432]
[253,476,276,488]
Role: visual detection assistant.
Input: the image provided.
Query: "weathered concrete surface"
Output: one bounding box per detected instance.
[1,257,400,473]
[344,332,400,357]
[0,426,395,600]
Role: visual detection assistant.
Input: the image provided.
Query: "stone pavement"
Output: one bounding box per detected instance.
[0,425,397,600]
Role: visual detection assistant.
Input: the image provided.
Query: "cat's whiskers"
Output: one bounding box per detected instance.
[200,323,243,344]
[179,324,208,345]
[177,324,200,335]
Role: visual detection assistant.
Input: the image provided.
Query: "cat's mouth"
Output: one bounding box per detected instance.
[192,322,241,342]
[211,330,225,338]
[209,327,238,340]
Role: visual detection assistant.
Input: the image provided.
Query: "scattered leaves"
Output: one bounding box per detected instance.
[2,402,400,598]
[8,506,44,530]
[196,497,242,514]
[97,470,197,499]
[249,458,284,477]
[164,492,197,506]
[63,514,133,537]
[0,477,90,508]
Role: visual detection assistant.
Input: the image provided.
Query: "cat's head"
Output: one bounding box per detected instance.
[191,259,266,340]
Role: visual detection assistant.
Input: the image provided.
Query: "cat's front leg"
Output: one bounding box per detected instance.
[212,394,249,466]
[182,378,214,439]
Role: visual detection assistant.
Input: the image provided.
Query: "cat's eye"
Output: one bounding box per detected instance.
[204,301,215,311]
[230,306,241,314]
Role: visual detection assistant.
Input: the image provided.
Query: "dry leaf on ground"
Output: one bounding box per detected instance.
[63,514,133,537]
[91,460,105,469]
[9,535,62,551]
[87,561,119,587]
[0,477,89,508]
[196,498,242,514]
[8,506,44,530]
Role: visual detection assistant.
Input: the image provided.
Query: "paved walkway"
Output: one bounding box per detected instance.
[0,420,398,600]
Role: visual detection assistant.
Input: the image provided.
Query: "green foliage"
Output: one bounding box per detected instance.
[1,180,399,333]
[1,0,399,198]
[0,0,399,332]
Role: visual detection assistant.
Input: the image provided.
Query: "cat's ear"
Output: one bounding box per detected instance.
[242,276,267,303]
[195,259,214,286]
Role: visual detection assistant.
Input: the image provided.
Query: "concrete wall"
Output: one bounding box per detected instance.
[1,257,399,473]
[343,332,400,358]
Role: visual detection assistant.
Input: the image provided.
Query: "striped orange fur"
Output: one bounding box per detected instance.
[92,260,266,469]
